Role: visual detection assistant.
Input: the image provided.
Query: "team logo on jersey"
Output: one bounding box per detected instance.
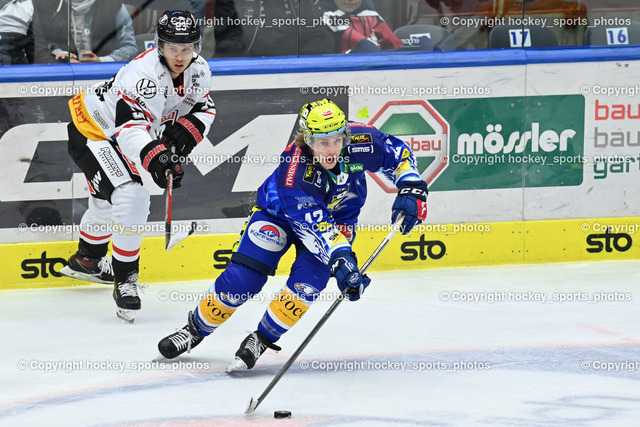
[135,78,157,99]
[327,185,357,211]
[350,133,372,144]
[295,196,315,210]
[247,221,287,252]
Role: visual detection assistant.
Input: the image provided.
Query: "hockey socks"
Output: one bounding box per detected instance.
[258,286,312,343]
[192,292,238,336]
[78,238,109,259]
[112,258,144,323]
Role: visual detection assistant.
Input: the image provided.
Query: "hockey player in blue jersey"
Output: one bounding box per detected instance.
[157,99,428,370]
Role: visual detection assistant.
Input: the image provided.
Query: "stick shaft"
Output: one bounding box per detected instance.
[248,216,403,412]
[164,173,173,250]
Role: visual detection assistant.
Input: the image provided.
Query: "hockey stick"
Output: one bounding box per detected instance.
[165,172,197,251]
[244,213,404,414]
[164,172,173,250]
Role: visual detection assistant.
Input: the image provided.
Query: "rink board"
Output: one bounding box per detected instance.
[1,48,640,242]
[1,216,637,290]
[1,47,639,291]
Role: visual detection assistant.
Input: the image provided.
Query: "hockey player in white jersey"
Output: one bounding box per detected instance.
[61,10,216,322]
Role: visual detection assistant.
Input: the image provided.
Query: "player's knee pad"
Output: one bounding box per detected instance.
[286,248,331,298]
[209,261,268,307]
[111,182,150,232]
[83,196,113,226]
[258,249,331,342]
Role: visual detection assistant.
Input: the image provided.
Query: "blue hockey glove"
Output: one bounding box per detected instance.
[330,249,371,301]
[391,180,428,235]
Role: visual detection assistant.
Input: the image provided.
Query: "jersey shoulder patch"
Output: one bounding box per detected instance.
[350,132,373,144]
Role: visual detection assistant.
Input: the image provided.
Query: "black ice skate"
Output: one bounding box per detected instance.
[157,311,204,359]
[112,280,145,323]
[226,331,281,372]
[60,254,114,284]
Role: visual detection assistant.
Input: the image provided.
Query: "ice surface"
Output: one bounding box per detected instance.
[2,261,639,426]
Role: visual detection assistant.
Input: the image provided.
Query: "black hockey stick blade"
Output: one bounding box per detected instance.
[166,221,197,251]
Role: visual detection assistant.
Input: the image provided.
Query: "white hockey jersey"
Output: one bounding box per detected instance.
[69,47,216,165]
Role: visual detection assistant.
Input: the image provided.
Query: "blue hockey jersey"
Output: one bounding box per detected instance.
[255,121,424,265]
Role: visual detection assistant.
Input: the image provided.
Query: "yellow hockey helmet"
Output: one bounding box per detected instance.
[299,99,350,147]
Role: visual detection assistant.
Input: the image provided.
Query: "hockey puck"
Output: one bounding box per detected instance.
[274,410,292,419]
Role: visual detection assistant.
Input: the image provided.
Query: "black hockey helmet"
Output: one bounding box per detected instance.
[155,10,201,58]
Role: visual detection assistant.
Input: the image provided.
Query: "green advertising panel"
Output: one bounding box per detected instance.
[437,95,584,190]
[372,95,585,191]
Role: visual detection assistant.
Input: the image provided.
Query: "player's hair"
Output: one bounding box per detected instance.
[294,132,306,148]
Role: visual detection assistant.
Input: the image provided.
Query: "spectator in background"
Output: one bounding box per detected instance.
[187,0,206,25]
[238,0,334,56]
[32,0,137,63]
[212,0,246,57]
[322,0,403,53]
[0,0,33,64]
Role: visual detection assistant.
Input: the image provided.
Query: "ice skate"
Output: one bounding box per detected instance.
[157,311,204,359]
[60,254,114,284]
[113,280,145,323]
[226,331,281,372]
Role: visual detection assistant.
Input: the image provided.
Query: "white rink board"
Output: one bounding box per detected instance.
[0,57,639,245]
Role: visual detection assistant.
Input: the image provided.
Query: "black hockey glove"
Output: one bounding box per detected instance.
[391,180,428,235]
[330,249,371,302]
[162,114,205,158]
[140,140,183,189]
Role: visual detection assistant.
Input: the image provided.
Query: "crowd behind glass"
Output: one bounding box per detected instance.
[0,0,639,65]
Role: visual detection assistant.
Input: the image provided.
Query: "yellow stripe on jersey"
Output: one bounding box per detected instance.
[198,293,237,326]
[68,92,107,141]
[321,221,350,251]
[268,288,310,328]
[232,206,262,253]
[395,159,419,181]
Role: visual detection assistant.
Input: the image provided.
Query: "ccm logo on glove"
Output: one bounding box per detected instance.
[392,180,428,235]
[399,187,428,220]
